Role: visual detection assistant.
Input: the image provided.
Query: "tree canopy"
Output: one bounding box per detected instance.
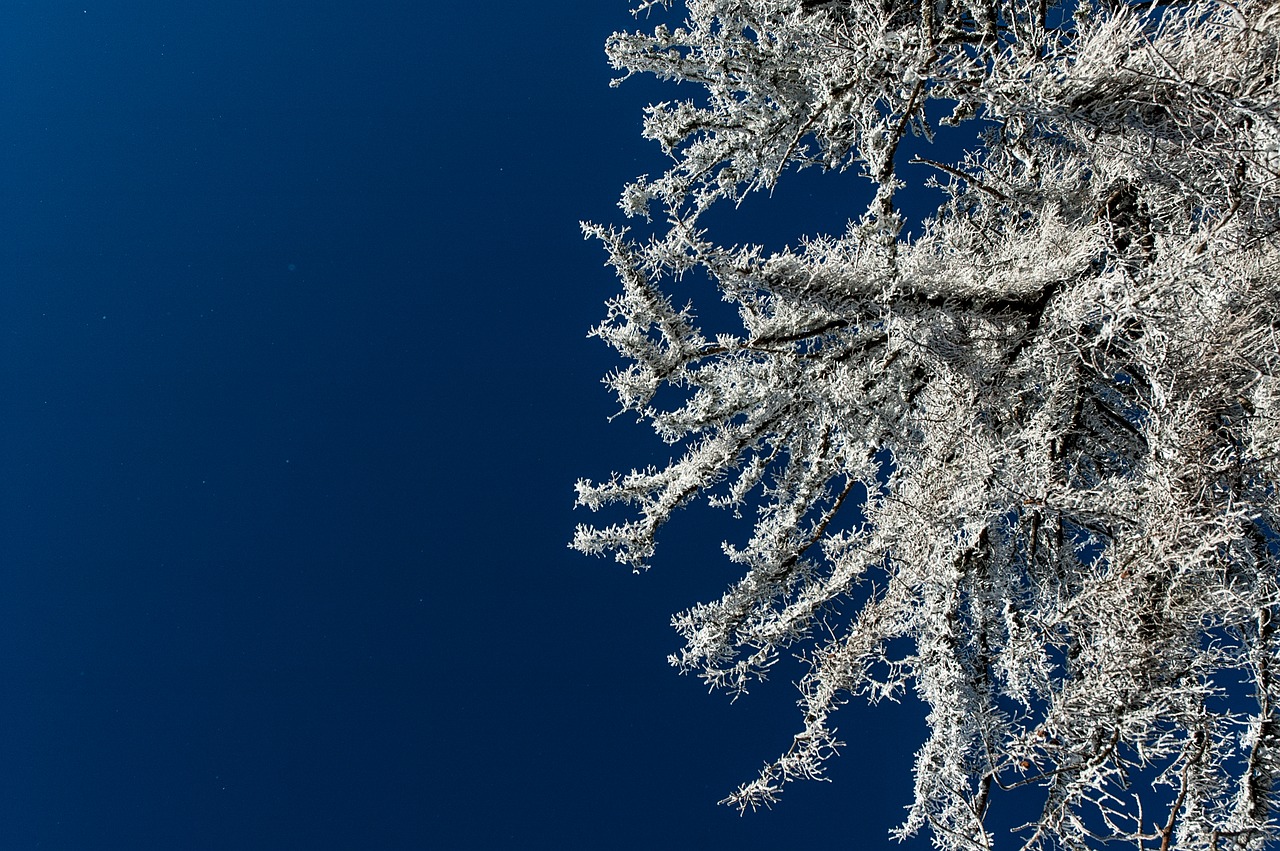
[572,0,1280,847]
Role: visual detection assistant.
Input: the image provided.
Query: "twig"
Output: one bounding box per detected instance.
[910,155,1011,201]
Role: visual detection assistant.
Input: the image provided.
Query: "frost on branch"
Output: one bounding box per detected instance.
[573,0,1280,848]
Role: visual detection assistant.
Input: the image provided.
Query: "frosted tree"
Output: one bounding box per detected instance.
[572,0,1280,848]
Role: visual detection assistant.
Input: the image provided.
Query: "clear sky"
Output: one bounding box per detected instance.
[0,1,968,847]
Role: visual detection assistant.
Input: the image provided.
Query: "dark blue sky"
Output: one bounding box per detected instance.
[0,2,952,847]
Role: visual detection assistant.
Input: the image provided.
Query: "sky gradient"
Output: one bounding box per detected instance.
[0,2,963,847]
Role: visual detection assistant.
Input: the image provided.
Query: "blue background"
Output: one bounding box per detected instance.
[0,2,957,847]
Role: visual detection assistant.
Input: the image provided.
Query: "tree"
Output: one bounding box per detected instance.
[571,0,1280,848]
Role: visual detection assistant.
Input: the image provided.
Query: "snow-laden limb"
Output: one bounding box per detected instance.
[574,0,1280,848]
